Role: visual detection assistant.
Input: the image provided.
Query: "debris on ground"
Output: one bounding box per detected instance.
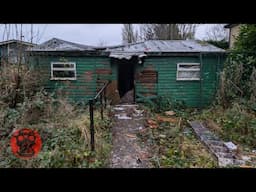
[140,107,216,168]
[156,115,178,123]
[133,108,144,117]
[125,133,137,138]
[188,120,252,167]
[110,104,153,168]
[119,89,134,104]
[114,114,132,120]
[241,156,251,161]
[159,134,167,139]
[205,119,222,132]
[164,111,176,116]
[113,107,125,111]
[239,165,253,168]
[106,81,120,105]
[224,141,238,151]
[146,119,158,129]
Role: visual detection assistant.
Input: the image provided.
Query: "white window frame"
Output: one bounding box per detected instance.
[51,62,77,80]
[176,63,200,81]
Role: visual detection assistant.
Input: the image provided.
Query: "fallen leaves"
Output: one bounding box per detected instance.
[146,114,178,129]
[239,165,253,168]
[147,119,158,129]
[125,133,137,138]
[139,151,151,160]
[206,119,222,132]
[164,111,176,116]
[156,115,178,123]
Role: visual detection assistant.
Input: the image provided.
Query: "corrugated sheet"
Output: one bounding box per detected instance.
[30,38,95,51]
[30,38,225,53]
[106,40,225,53]
[0,39,36,46]
[31,56,113,102]
[135,55,224,107]
[109,52,147,59]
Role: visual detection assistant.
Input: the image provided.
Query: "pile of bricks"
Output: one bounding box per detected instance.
[189,121,246,167]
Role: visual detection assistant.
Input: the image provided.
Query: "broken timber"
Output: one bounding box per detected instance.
[188,121,246,167]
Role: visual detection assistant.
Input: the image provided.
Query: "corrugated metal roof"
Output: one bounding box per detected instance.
[0,39,36,46]
[105,40,225,53]
[30,38,95,51]
[109,52,147,60]
[30,38,225,53]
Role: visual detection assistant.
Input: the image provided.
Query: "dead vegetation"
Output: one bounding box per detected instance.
[138,105,217,168]
[0,63,112,168]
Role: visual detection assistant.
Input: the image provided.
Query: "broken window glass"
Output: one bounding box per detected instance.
[177,63,200,80]
[53,71,75,78]
[51,62,76,80]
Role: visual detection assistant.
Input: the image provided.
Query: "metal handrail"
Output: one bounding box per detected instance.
[89,80,110,151]
[93,82,109,101]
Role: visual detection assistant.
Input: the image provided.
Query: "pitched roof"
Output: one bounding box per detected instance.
[31,38,95,51]
[30,38,225,54]
[105,40,225,53]
[0,39,36,46]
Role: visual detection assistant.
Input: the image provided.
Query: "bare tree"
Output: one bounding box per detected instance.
[0,24,47,44]
[139,24,197,41]
[122,24,138,43]
[139,24,155,41]
[205,24,228,41]
[97,39,108,47]
[178,24,198,40]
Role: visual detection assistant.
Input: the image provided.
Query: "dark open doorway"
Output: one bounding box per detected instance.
[118,60,135,103]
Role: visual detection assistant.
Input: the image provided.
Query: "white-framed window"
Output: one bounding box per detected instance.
[51,62,76,80]
[176,63,200,81]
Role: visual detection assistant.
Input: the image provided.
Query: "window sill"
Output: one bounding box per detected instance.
[176,78,200,81]
[50,78,77,81]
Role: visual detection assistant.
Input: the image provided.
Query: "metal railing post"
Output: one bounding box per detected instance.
[88,81,110,152]
[100,93,103,120]
[89,99,95,151]
[104,88,107,108]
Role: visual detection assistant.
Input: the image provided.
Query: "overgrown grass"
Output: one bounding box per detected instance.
[139,104,217,168]
[0,87,112,167]
[0,63,112,168]
[195,101,256,150]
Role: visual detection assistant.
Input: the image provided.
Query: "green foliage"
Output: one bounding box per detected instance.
[0,64,45,108]
[197,102,256,149]
[207,39,229,49]
[0,93,112,168]
[234,24,256,52]
[141,105,216,168]
[145,95,186,113]
[218,24,256,107]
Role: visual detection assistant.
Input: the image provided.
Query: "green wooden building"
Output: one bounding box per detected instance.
[28,38,226,107]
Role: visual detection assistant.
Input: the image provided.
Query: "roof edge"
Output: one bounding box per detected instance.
[224,24,240,28]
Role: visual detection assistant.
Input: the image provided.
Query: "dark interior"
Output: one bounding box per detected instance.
[118,60,135,98]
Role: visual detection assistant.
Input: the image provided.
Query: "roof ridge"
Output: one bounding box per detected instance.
[40,37,95,48]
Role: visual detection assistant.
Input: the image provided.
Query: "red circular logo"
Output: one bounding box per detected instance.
[10,128,42,159]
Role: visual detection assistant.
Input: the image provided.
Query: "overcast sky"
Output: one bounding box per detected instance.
[0,24,215,46]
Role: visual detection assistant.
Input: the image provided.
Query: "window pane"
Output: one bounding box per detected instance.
[178,71,200,79]
[53,71,75,78]
[53,63,74,68]
[179,64,199,70]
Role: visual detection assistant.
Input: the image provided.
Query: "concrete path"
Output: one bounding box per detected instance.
[109,104,152,168]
